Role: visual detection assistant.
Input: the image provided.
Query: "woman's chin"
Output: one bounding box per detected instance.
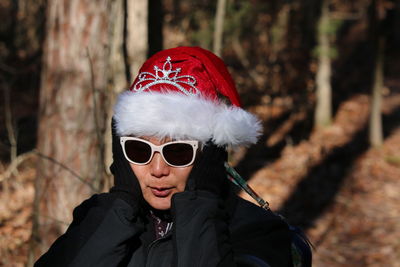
[146,195,172,210]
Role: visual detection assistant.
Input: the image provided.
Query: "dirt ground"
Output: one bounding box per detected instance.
[1,91,399,266]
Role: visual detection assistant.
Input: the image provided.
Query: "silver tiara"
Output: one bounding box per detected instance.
[132,56,200,96]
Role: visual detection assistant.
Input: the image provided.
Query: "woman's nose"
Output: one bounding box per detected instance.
[149,152,170,178]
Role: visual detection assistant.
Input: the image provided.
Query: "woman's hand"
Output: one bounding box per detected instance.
[185,141,229,198]
[109,118,144,208]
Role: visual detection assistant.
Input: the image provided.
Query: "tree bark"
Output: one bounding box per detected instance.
[30,0,111,259]
[314,0,332,128]
[126,0,148,78]
[103,0,129,190]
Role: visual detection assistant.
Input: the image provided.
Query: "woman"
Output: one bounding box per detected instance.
[35,47,297,267]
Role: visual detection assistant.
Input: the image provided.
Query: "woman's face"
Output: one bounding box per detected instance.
[129,136,194,210]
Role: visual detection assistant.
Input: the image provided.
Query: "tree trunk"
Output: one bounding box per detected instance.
[30,0,111,259]
[369,0,384,148]
[126,0,148,78]
[314,0,332,128]
[213,0,227,57]
[369,37,384,147]
[103,0,129,190]
[148,0,163,57]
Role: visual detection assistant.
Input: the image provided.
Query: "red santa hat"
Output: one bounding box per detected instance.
[113,46,262,146]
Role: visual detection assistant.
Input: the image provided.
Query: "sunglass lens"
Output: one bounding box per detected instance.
[124,140,152,164]
[163,143,194,166]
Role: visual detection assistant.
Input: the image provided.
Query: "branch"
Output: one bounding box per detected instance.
[2,79,18,164]
[0,63,17,74]
[86,48,109,184]
[0,148,98,191]
[232,35,264,89]
[0,151,35,182]
[35,150,99,192]
[86,48,102,147]
[30,212,70,229]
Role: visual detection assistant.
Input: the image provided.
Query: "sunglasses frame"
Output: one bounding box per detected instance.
[120,137,199,167]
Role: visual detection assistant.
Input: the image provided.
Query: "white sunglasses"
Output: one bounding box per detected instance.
[120,137,199,167]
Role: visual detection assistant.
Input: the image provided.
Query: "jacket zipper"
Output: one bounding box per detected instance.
[145,231,173,267]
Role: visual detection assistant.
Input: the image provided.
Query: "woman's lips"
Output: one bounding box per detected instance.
[150,187,173,197]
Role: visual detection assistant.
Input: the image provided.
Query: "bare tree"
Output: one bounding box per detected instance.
[213,0,227,57]
[314,0,332,128]
[103,0,150,188]
[30,0,111,259]
[369,0,387,147]
[369,37,384,147]
[103,0,129,189]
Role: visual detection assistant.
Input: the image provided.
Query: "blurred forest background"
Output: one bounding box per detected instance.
[0,0,399,266]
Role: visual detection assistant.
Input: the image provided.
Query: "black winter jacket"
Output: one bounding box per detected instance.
[35,190,293,267]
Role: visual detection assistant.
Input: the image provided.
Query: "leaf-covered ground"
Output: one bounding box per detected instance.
[240,92,400,267]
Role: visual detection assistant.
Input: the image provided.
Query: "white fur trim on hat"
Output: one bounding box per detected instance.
[113,91,262,146]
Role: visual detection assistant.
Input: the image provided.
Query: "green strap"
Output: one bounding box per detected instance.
[225,163,270,210]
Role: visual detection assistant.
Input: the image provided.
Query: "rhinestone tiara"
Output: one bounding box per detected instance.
[132,56,200,96]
